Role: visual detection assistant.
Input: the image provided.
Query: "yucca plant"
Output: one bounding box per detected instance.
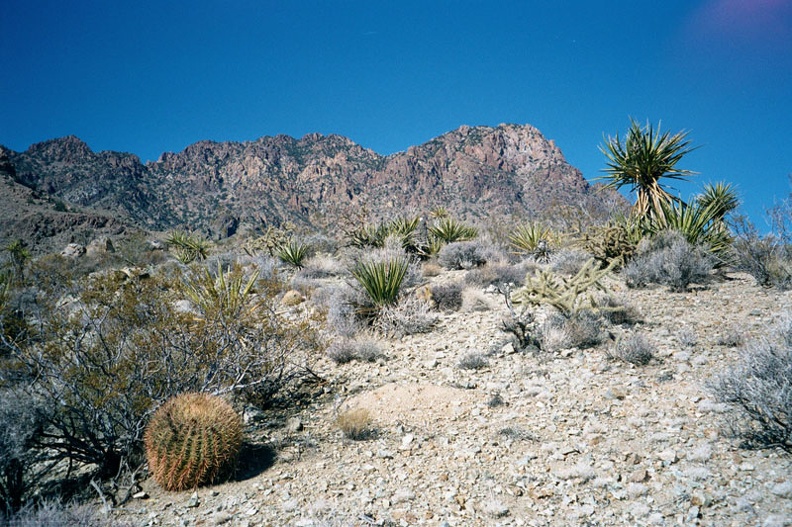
[275,239,310,268]
[351,257,409,307]
[429,217,478,244]
[696,181,739,221]
[183,262,260,320]
[650,200,733,260]
[508,222,554,260]
[144,393,243,491]
[599,119,698,222]
[166,230,211,264]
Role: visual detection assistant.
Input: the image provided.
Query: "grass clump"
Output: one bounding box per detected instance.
[457,352,489,370]
[326,338,383,364]
[609,334,656,365]
[336,409,374,441]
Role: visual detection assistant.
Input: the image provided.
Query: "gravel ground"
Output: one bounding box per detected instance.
[118,271,792,527]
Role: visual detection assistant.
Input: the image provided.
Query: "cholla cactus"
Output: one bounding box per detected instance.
[514,258,617,318]
[144,393,243,491]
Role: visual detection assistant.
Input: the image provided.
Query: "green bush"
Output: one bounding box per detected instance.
[144,393,243,491]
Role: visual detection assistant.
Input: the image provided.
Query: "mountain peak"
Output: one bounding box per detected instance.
[26,135,94,163]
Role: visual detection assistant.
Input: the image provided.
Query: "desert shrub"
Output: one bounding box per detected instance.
[594,295,641,325]
[373,296,438,337]
[326,338,383,364]
[438,240,489,270]
[465,262,535,288]
[2,499,133,527]
[677,327,699,348]
[622,230,715,292]
[0,390,46,514]
[430,281,464,312]
[731,219,792,290]
[717,328,746,348]
[497,284,541,352]
[457,352,489,370]
[144,393,243,491]
[297,254,345,279]
[303,232,338,255]
[541,310,603,351]
[609,334,656,365]
[549,248,593,276]
[710,337,792,451]
[336,409,374,440]
[315,284,366,338]
[0,263,319,488]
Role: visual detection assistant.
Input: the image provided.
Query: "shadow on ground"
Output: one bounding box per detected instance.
[235,442,277,482]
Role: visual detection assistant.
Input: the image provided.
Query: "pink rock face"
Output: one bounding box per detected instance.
[6,124,625,245]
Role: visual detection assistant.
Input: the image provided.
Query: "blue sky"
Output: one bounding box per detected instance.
[1,1,791,228]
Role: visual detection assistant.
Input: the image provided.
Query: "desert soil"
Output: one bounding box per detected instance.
[119,271,792,527]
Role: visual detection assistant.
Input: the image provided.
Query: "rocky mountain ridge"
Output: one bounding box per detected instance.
[2,124,622,249]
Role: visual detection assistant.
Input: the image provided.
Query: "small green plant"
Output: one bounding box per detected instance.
[275,239,310,269]
[183,262,260,320]
[429,217,478,244]
[351,257,409,307]
[166,230,211,264]
[336,408,374,440]
[513,259,617,318]
[508,222,554,260]
[144,392,243,491]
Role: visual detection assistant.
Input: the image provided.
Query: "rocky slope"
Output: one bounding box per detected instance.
[3,124,622,248]
[115,270,792,527]
[0,147,129,253]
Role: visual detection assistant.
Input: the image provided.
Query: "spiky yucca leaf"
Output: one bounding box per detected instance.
[275,239,310,268]
[697,182,739,221]
[429,217,478,244]
[651,200,733,259]
[351,258,409,307]
[183,262,260,319]
[508,222,554,259]
[599,119,698,221]
[167,230,211,264]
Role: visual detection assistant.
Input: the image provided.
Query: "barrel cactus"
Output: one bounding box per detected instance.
[144,393,243,491]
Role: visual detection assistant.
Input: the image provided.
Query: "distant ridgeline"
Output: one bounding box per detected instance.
[0,124,624,251]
